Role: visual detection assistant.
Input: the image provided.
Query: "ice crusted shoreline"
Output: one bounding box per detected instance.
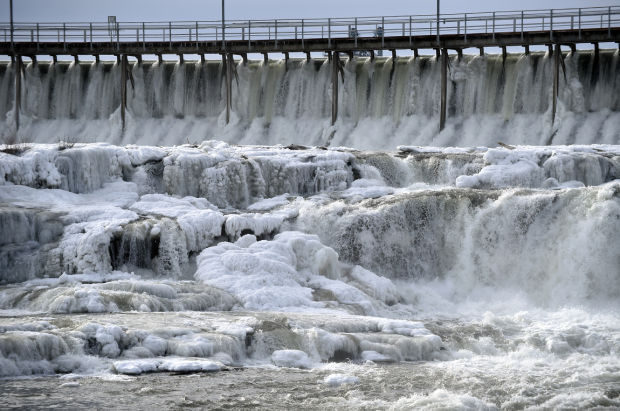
[1,142,619,409]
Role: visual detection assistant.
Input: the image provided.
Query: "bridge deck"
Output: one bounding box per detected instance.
[1,28,619,56]
[1,6,619,57]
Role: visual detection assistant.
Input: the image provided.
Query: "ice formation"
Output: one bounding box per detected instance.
[0,63,619,407]
[1,51,619,148]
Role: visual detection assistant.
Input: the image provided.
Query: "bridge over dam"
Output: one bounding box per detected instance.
[1,6,619,148]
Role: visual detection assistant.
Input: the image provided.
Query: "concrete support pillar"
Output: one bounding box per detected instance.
[263,53,268,65]
[331,51,338,126]
[412,49,419,58]
[551,44,559,127]
[305,51,311,62]
[14,55,21,132]
[524,45,530,55]
[225,53,232,125]
[478,47,484,56]
[439,49,448,132]
[121,54,127,131]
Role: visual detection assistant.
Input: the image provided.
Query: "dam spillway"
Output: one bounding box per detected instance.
[1,7,620,408]
[1,50,619,148]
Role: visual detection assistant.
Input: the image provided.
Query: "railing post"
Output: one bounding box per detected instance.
[609,6,612,39]
[168,21,172,50]
[188,28,191,41]
[578,8,581,39]
[196,21,199,46]
[301,19,304,49]
[382,16,385,49]
[142,22,145,51]
[33,30,35,42]
[513,18,515,33]
[137,28,140,42]
[550,9,553,41]
[402,22,405,36]
[571,15,574,30]
[89,23,92,50]
[465,13,467,41]
[295,26,297,40]
[275,19,277,48]
[492,12,495,40]
[163,28,165,42]
[409,16,412,45]
[248,21,251,50]
[436,2,440,44]
[37,23,40,51]
[521,11,524,41]
[63,23,67,51]
[457,20,460,35]
[116,22,120,51]
[355,17,358,48]
[328,18,331,49]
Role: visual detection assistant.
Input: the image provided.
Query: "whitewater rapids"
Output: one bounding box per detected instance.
[0,141,619,409]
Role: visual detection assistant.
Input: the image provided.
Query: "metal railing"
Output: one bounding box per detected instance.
[1,6,619,52]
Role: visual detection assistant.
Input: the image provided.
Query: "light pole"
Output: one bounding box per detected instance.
[221,0,225,50]
[436,0,440,45]
[10,0,14,51]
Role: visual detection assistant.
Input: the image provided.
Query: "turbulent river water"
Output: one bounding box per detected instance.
[0,50,619,410]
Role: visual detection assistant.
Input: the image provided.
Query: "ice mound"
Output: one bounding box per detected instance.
[195,231,400,314]
[271,349,312,369]
[113,357,223,375]
[323,373,359,387]
[456,146,619,189]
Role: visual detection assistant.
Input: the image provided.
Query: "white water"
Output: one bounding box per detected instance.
[1,50,619,148]
[0,142,619,408]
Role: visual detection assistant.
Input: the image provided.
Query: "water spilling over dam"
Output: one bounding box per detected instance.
[1,50,619,148]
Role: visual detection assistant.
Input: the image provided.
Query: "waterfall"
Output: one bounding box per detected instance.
[1,50,618,147]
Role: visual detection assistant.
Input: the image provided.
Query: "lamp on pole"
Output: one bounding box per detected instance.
[10,0,14,51]
[221,0,225,50]
[436,0,440,45]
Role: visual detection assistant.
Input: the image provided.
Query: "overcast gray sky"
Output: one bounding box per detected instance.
[1,0,613,22]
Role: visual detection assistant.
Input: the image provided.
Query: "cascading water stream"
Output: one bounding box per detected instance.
[1,50,618,147]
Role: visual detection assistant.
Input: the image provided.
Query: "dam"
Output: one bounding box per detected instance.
[1,5,619,410]
[1,50,619,148]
